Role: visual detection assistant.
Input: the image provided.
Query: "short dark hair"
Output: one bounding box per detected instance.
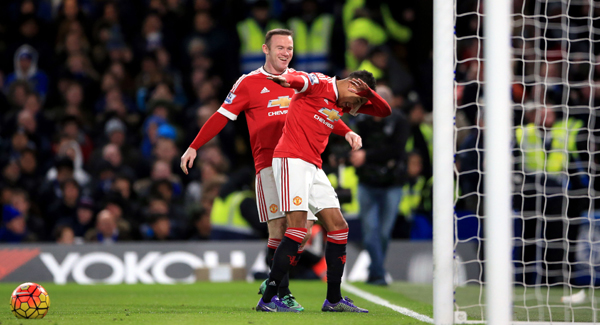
[348,70,377,91]
[265,29,293,48]
[55,157,74,171]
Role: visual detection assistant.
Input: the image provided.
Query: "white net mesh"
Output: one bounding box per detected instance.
[454,0,600,322]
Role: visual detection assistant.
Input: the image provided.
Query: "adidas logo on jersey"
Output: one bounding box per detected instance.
[261,87,270,94]
[268,281,276,286]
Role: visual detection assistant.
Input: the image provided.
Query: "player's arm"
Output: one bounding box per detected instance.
[348,79,392,117]
[180,113,229,175]
[333,119,362,151]
[181,82,249,174]
[267,73,312,93]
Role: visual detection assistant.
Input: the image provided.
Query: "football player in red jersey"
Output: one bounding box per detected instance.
[180,29,361,312]
[255,70,391,313]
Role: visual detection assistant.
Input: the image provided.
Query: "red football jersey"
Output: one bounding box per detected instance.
[218,67,300,173]
[273,72,343,168]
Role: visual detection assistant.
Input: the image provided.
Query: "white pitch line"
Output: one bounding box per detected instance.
[341,282,434,324]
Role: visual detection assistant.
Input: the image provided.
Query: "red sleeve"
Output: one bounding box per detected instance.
[189,113,229,150]
[350,88,392,117]
[220,77,250,119]
[332,119,352,137]
[281,74,309,92]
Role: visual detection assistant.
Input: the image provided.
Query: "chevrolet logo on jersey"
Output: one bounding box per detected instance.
[319,108,341,122]
[268,96,291,108]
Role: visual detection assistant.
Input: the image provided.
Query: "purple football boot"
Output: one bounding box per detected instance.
[321,296,368,313]
[256,295,301,312]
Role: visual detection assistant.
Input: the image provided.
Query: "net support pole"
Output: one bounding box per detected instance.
[483,0,513,323]
[432,0,454,323]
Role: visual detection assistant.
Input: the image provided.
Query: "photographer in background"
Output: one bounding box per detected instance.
[349,85,410,285]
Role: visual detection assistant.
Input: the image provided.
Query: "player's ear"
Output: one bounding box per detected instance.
[262,44,269,55]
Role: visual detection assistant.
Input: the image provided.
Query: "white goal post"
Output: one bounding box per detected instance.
[434,0,600,324]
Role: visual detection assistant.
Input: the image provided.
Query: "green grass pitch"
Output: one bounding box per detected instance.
[1,281,434,325]
[5,281,597,323]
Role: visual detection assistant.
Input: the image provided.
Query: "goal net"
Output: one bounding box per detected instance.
[453,0,599,323]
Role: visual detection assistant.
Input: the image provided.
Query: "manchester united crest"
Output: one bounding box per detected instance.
[293,196,302,206]
[269,204,278,213]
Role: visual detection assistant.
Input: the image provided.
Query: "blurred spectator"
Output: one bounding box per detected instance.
[46,137,91,187]
[357,46,413,95]
[188,205,211,240]
[57,53,99,97]
[2,159,22,188]
[38,157,74,211]
[288,0,334,73]
[513,101,589,284]
[21,92,54,138]
[184,11,231,81]
[58,115,94,162]
[350,85,410,285]
[404,96,433,179]
[16,148,43,198]
[399,152,432,221]
[4,44,49,99]
[84,208,131,243]
[135,13,175,58]
[150,179,185,222]
[54,224,75,244]
[6,80,31,111]
[48,178,80,233]
[140,102,173,158]
[210,166,267,240]
[343,2,411,72]
[457,112,485,215]
[5,15,54,72]
[91,1,126,70]
[70,196,95,239]
[236,0,284,74]
[0,204,35,243]
[142,213,174,241]
[102,191,133,234]
[99,143,136,180]
[50,82,92,129]
[95,117,141,174]
[11,188,45,241]
[134,159,182,204]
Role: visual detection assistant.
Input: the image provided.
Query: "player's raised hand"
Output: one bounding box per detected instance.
[267,75,291,87]
[180,147,197,175]
[348,78,371,95]
[345,131,362,151]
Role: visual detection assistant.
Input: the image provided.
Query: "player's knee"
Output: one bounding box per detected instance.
[267,218,286,239]
[331,218,348,231]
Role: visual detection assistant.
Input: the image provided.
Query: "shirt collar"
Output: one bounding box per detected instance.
[260,66,288,77]
[332,77,339,101]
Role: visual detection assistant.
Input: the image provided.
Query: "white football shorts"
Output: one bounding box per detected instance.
[272,157,340,215]
[256,166,318,223]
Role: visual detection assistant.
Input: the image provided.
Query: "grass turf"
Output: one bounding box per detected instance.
[1,281,434,325]
[6,281,595,323]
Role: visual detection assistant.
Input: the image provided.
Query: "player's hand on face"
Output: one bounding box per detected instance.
[180,147,197,175]
[348,78,370,95]
[349,149,366,167]
[345,131,362,151]
[267,75,291,87]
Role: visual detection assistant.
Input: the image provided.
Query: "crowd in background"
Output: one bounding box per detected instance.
[455,0,600,285]
[0,0,435,244]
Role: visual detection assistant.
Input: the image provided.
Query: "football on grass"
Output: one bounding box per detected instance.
[10,282,50,319]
